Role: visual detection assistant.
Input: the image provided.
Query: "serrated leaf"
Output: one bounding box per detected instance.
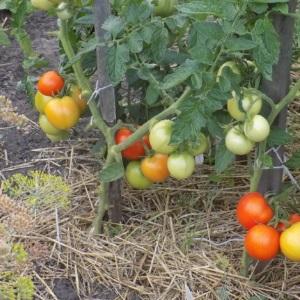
[215,142,235,173]
[102,16,124,39]
[161,60,198,90]
[124,0,152,24]
[286,151,300,170]
[128,31,143,53]
[99,162,124,183]
[108,44,130,84]
[151,26,169,62]
[225,36,257,52]
[267,127,293,147]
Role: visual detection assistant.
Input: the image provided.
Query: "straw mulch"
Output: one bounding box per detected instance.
[0,103,300,299]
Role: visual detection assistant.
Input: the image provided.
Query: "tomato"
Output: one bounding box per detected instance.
[39,114,62,135]
[149,120,177,154]
[115,128,146,160]
[70,85,87,115]
[245,224,280,261]
[216,61,240,82]
[46,131,70,142]
[280,222,300,261]
[236,192,273,230]
[225,126,254,156]
[125,161,153,189]
[187,132,209,156]
[34,91,53,114]
[276,222,287,233]
[143,135,151,149]
[289,213,300,224]
[153,0,177,17]
[227,91,262,121]
[56,2,72,20]
[44,96,80,130]
[141,153,169,182]
[244,115,270,143]
[31,0,54,10]
[37,71,64,96]
[167,152,195,180]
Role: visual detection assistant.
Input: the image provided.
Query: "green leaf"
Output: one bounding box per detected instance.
[108,44,130,84]
[124,0,152,24]
[267,127,293,147]
[102,16,124,39]
[225,36,257,52]
[261,154,273,168]
[161,60,199,90]
[99,162,124,183]
[128,31,144,53]
[215,141,235,173]
[286,151,300,170]
[145,83,160,105]
[151,26,169,62]
[0,27,10,46]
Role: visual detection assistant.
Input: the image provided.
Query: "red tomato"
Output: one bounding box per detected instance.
[245,224,280,261]
[289,213,300,224]
[276,222,287,233]
[115,128,145,160]
[37,71,64,96]
[141,153,169,182]
[236,192,273,230]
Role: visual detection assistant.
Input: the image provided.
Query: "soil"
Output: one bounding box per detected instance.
[0,10,118,300]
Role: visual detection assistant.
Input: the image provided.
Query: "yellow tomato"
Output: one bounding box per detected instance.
[280,222,300,261]
[70,85,87,115]
[45,96,80,130]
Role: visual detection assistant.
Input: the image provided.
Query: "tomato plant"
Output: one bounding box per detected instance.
[167,152,195,180]
[125,161,153,189]
[37,71,65,96]
[187,133,208,156]
[244,115,270,143]
[44,96,80,130]
[70,85,87,115]
[141,153,169,182]
[245,224,280,261]
[280,223,300,261]
[236,192,273,230]
[115,128,146,160]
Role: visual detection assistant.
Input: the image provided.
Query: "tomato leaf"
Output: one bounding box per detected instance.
[267,127,293,147]
[286,151,300,170]
[99,162,125,183]
[215,141,235,173]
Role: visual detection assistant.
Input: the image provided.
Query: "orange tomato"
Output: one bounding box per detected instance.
[45,96,80,130]
[70,85,87,115]
[236,192,273,230]
[141,153,169,182]
[37,71,64,96]
[245,224,280,261]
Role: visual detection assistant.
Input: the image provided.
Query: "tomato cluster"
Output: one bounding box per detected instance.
[220,63,270,156]
[236,192,300,261]
[35,71,87,142]
[115,120,209,189]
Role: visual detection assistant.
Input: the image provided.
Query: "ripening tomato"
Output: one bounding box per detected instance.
[141,153,169,182]
[280,222,300,261]
[149,120,177,154]
[37,71,64,96]
[44,96,80,130]
[289,213,300,224]
[70,85,87,115]
[227,91,262,121]
[167,152,195,180]
[245,224,280,261]
[35,91,53,114]
[236,192,273,230]
[225,126,254,156]
[115,128,146,160]
[39,114,62,135]
[244,115,270,143]
[31,0,54,10]
[46,131,70,142]
[125,161,153,189]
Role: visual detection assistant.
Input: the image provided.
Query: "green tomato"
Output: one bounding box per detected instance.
[39,114,61,135]
[188,133,209,155]
[149,120,177,154]
[35,91,53,114]
[46,131,70,142]
[216,61,240,82]
[225,126,255,156]
[31,0,54,10]
[167,152,195,180]
[227,91,262,121]
[244,115,270,143]
[56,2,72,20]
[153,0,177,17]
[125,161,153,189]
